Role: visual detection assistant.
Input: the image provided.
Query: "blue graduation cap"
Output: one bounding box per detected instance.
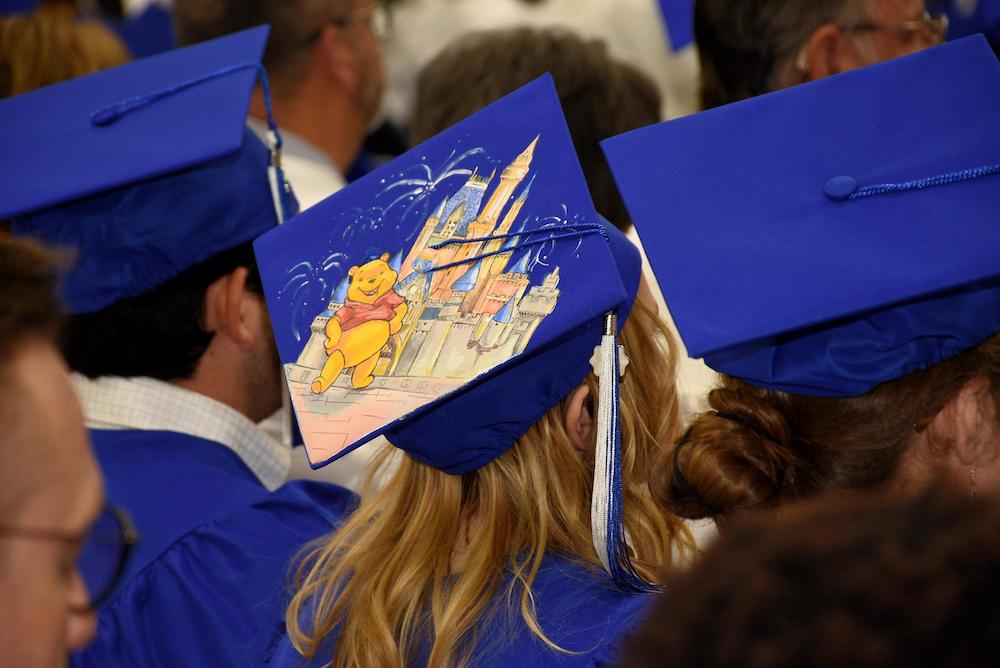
[1,25,297,314]
[657,0,696,51]
[603,36,1000,398]
[255,75,652,591]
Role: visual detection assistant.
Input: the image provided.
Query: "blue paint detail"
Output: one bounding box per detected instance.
[494,296,516,323]
[509,250,532,275]
[452,259,482,293]
[330,275,350,303]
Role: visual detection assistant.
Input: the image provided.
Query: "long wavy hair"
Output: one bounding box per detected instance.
[286,301,695,667]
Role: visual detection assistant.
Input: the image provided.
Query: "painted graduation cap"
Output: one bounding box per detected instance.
[603,35,1000,398]
[255,75,652,591]
[1,25,296,314]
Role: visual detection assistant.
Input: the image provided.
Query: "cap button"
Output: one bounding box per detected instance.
[824,176,858,201]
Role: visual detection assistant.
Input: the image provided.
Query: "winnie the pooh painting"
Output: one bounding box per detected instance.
[311,253,408,393]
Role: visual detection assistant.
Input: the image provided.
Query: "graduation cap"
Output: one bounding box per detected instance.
[255,75,653,591]
[1,25,297,314]
[657,0,696,51]
[603,35,1000,398]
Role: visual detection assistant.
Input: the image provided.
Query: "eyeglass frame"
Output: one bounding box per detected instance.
[839,10,949,44]
[0,503,139,612]
[305,0,393,45]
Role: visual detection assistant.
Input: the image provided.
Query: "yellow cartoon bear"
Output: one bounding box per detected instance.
[310,253,408,393]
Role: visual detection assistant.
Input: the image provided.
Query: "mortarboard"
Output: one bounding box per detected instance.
[1,25,297,314]
[602,35,1000,398]
[255,75,652,591]
[657,0,696,52]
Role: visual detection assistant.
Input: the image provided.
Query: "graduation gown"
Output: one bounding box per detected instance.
[266,554,655,667]
[72,479,357,667]
[88,428,277,586]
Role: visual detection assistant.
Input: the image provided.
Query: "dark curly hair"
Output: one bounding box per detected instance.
[621,487,1000,667]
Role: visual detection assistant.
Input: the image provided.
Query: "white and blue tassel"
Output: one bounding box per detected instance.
[590,312,659,593]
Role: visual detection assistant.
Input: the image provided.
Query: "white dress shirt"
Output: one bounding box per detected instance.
[248,118,346,211]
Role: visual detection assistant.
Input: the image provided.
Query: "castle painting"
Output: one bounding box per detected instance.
[281,136,562,463]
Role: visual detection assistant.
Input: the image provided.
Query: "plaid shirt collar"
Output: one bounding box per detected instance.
[72,375,290,491]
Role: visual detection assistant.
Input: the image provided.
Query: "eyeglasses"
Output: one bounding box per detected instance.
[0,504,138,611]
[840,10,949,45]
[306,0,393,44]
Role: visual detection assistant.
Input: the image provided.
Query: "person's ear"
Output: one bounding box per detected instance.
[799,23,864,82]
[203,267,256,351]
[925,377,994,466]
[564,385,594,453]
[315,23,361,96]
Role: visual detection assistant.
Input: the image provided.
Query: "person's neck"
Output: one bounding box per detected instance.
[172,341,266,424]
[249,87,364,175]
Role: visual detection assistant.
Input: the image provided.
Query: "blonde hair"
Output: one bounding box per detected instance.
[287,301,695,667]
[0,5,130,98]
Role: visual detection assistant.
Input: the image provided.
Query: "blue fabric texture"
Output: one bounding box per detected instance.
[87,429,273,589]
[603,37,1000,397]
[266,554,654,667]
[13,128,294,313]
[657,0,695,51]
[0,26,269,219]
[2,25,298,313]
[72,480,357,668]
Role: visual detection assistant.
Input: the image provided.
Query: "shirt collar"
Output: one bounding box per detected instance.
[72,375,290,491]
[247,117,338,173]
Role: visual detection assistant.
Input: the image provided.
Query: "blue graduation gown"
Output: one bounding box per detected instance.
[73,479,357,667]
[89,428,274,586]
[267,554,656,667]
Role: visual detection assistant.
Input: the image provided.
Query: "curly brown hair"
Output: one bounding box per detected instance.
[655,332,1000,520]
[620,487,1000,668]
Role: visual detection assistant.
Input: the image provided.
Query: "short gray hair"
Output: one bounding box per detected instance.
[694,0,866,109]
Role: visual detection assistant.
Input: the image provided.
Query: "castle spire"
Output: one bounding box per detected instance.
[388,249,403,274]
[493,296,517,324]
[508,250,532,275]
[451,260,482,293]
[331,274,350,304]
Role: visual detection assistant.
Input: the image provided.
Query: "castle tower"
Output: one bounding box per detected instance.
[462,180,532,313]
[426,169,494,298]
[479,296,517,350]
[466,249,532,316]
[388,249,403,274]
[476,137,537,227]
[512,268,560,355]
[437,168,493,235]
[400,197,447,281]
